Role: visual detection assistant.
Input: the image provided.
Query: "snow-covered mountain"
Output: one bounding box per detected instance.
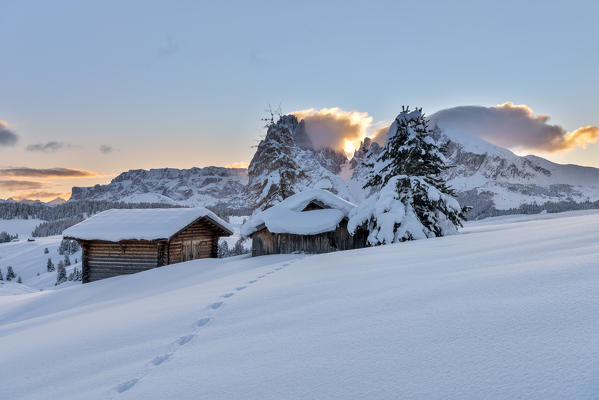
[246,115,354,210]
[70,167,249,209]
[68,113,599,218]
[430,118,599,217]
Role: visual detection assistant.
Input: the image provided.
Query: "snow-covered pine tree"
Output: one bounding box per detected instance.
[44,247,49,254]
[218,241,229,258]
[17,276,22,284]
[232,238,249,256]
[47,258,55,272]
[6,266,16,281]
[348,106,465,245]
[0,267,3,280]
[64,254,71,267]
[55,261,67,285]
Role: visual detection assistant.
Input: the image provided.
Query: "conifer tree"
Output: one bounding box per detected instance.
[0,268,3,281]
[55,261,67,285]
[17,276,22,284]
[47,258,55,272]
[6,266,16,281]
[348,106,466,245]
[218,241,230,258]
[64,254,71,267]
[44,247,49,254]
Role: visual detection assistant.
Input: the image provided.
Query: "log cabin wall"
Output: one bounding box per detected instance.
[250,220,368,256]
[167,218,220,264]
[81,240,161,283]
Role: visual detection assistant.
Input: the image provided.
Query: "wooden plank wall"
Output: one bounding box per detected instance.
[168,218,220,264]
[250,220,369,256]
[82,240,162,283]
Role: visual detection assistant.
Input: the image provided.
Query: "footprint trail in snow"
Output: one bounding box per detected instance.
[112,257,301,396]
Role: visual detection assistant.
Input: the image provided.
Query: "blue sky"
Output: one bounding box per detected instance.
[0,0,598,199]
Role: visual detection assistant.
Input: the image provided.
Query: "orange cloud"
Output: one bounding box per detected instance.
[224,161,249,169]
[291,107,374,155]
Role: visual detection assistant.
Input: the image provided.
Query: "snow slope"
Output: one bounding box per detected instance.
[0,234,82,291]
[1,211,599,399]
[0,218,43,239]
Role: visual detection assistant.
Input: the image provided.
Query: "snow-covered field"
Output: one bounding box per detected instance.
[1,210,598,399]
[0,218,43,239]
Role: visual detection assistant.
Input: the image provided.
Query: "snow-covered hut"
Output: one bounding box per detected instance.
[241,189,368,256]
[63,208,233,283]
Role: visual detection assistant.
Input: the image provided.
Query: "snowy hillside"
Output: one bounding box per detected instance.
[1,210,598,399]
[0,234,82,291]
[0,218,43,240]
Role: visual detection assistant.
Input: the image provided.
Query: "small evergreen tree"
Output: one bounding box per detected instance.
[44,247,49,254]
[6,266,16,281]
[47,258,55,272]
[64,254,71,267]
[69,240,80,254]
[348,106,466,245]
[0,268,3,281]
[217,241,230,258]
[231,238,249,256]
[68,267,82,282]
[55,261,67,285]
[17,276,22,284]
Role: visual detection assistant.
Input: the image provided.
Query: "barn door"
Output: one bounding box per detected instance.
[182,241,192,262]
[192,239,211,259]
[192,240,202,259]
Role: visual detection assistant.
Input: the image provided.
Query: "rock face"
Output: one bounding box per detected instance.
[246,115,353,210]
[70,167,249,209]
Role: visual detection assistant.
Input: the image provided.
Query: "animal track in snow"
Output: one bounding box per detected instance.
[196,317,211,327]
[258,275,266,278]
[236,286,246,291]
[176,334,195,346]
[151,354,170,366]
[221,293,234,298]
[116,378,139,393]
[248,280,257,284]
[209,301,223,310]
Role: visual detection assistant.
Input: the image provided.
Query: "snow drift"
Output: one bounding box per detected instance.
[1,210,599,399]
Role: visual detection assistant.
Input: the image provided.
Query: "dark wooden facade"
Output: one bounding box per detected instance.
[250,219,368,256]
[72,217,230,283]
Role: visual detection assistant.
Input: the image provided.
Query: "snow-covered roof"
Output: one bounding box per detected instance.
[63,208,233,242]
[241,189,357,236]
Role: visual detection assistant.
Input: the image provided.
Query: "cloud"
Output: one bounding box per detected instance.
[224,161,249,169]
[99,144,116,154]
[0,167,97,178]
[430,102,599,153]
[0,180,47,191]
[26,141,69,152]
[0,120,18,147]
[291,107,374,154]
[370,124,391,146]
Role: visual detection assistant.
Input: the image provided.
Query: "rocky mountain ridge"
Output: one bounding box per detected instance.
[67,114,599,219]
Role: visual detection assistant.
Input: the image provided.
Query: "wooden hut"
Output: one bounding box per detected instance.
[242,189,368,256]
[63,208,233,283]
